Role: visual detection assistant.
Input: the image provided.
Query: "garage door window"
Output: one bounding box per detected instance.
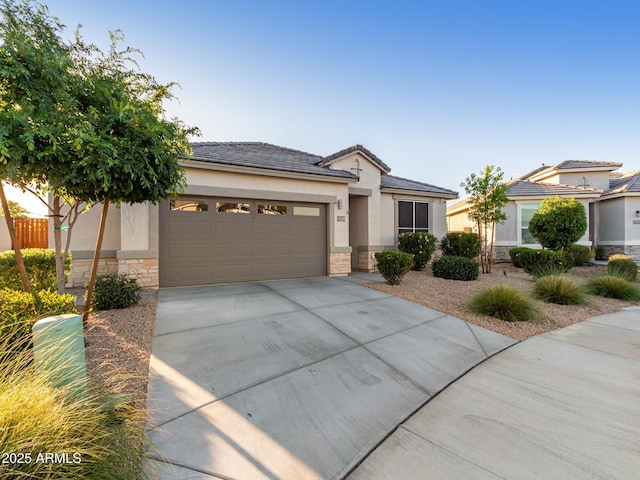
[170,199,208,212]
[398,201,429,235]
[293,206,320,216]
[217,202,250,214]
[258,204,288,215]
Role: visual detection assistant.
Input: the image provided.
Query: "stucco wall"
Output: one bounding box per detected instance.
[0,217,11,251]
[380,193,396,247]
[624,197,640,244]
[597,198,625,243]
[431,201,448,239]
[330,152,383,246]
[56,202,122,252]
[557,172,610,191]
[495,201,518,243]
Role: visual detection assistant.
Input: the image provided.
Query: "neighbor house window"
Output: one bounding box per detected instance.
[520,203,540,245]
[170,199,208,212]
[216,202,250,213]
[398,201,429,235]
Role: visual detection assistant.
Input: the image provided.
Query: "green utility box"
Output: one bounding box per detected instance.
[32,314,87,395]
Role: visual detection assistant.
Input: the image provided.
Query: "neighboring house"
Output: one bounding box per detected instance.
[447,160,640,261]
[62,142,458,287]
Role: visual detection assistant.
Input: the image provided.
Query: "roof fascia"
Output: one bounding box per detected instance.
[381,187,458,199]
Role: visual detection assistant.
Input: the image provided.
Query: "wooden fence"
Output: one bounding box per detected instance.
[14,218,48,249]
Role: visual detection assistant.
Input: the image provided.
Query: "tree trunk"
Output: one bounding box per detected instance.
[52,195,66,294]
[83,198,110,326]
[0,183,31,293]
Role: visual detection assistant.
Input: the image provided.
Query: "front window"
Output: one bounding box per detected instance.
[521,203,540,245]
[398,201,429,235]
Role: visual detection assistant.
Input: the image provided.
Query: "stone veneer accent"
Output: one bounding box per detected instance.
[67,257,119,287]
[355,245,391,272]
[117,258,159,287]
[493,246,513,263]
[602,245,640,261]
[68,254,159,288]
[329,251,351,276]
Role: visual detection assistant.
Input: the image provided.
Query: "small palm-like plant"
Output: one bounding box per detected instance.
[469,284,540,322]
[533,275,585,305]
[585,275,640,301]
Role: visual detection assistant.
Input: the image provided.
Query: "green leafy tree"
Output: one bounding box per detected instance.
[0,199,29,218]
[461,165,509,273]
[0,1,197,302]
[528,196,587,251]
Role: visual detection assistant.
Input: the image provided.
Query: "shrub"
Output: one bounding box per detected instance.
[585,275,640,301]
[532,275,585,305]
[594,245,606,261]
[432,255,479,281]
[469,284,540,322]
[608,253,632,262]
[440,232,480,258]
[517,249,572,276]
[374,251,414,285]
[568,244,591,267]
[90,273,142,310]
[397,232,437,270]
[528,197,587,251]
[608,259,638,282]
[0,340,153,479]
[0,288,77,352]
[509,247,534,268]
[0,248,71,291]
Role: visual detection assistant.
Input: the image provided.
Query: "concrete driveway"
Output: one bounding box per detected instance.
[145,274,515,479]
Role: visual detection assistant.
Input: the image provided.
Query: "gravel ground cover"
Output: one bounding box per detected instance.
[365,263,637,341]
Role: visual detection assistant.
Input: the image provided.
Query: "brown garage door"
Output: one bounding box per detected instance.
[159,197,327,287]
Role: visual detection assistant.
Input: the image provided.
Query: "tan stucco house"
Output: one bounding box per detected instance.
[61,142,458,287]
[447,160,640,261]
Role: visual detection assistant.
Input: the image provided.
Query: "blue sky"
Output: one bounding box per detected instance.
[41,0,640,194]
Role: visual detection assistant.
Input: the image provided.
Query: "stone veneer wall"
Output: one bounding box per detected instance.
[117,258,159,287]
[68,255,159,288]
[493,246,513,263]
[602,245,640,261]
[329,251,351,276]
[67,257,119,287]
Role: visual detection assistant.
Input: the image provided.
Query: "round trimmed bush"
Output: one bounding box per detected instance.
[440,232,480,258]
[517,249,572,277]
[568,244,590,267]
[509,247,533,268]
[398,232,437,270]
[608,259,638,282]
[469,285,540,322]
[532,275,585,305]
[374,251,413,285]
[90,273,142,310]
[432,255,479,281]
[585,275,640,301]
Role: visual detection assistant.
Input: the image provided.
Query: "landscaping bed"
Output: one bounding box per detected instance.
[365,263,637,341]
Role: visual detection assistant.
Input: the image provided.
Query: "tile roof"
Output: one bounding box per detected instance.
[604,170,640,195]
[507,180,601,197]
[189,142,357,179]
[381,174,458,196]
[318,145,391,173]
[556,160,623,170]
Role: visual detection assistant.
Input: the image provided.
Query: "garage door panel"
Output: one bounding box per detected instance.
[167,266,211,284]
[160,198,326,287]
[168,244,210,259]
[167,221,211,237]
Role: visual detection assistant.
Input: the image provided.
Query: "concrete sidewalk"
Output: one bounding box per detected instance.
[145,274,515,479]
[348,306,640,480]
